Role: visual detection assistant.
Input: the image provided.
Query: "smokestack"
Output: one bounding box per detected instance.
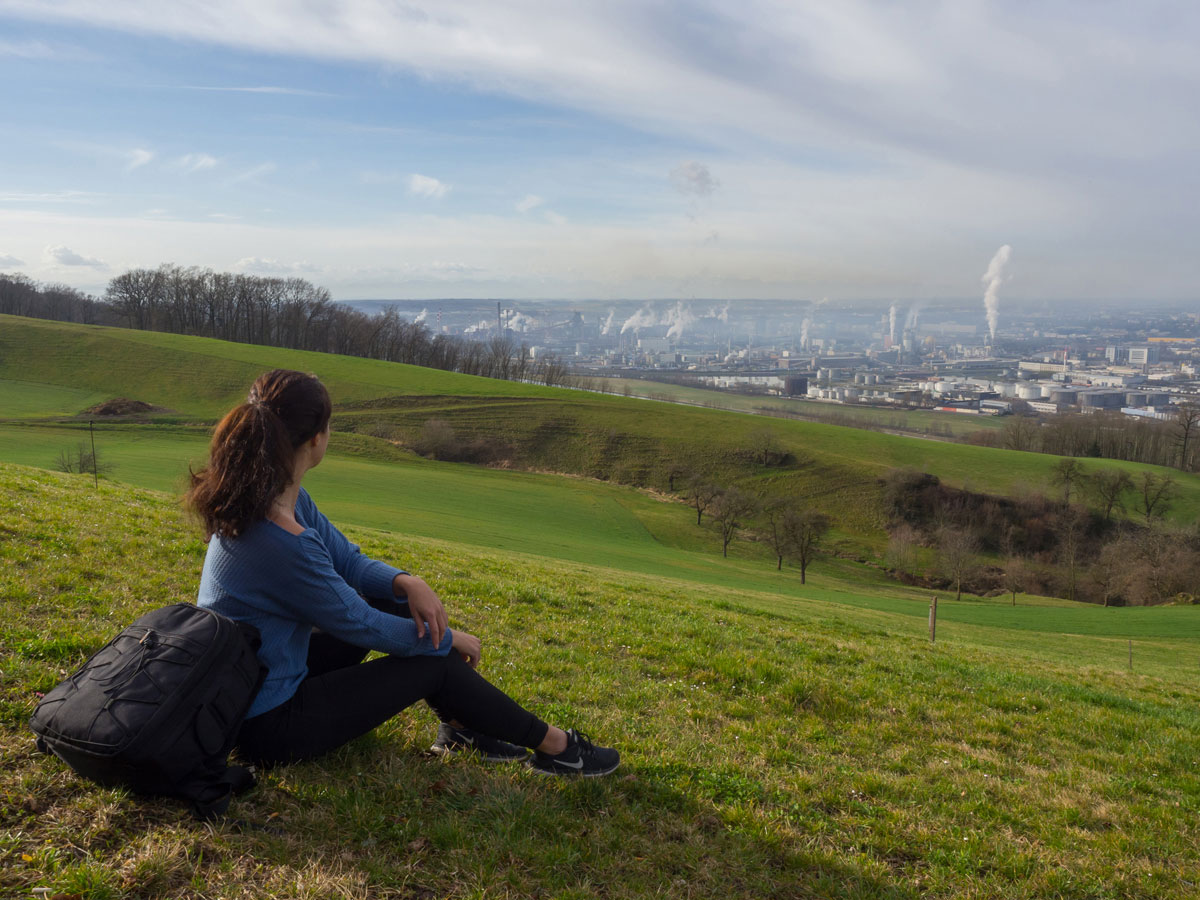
[982,245,1013,344]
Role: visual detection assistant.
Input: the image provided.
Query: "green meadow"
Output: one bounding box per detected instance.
[3,463,1200,899]
[5,315,1200,897]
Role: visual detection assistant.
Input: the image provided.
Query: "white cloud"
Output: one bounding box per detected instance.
[0,190,101,204]
[226,162,276,185]
[407,173,449,199]
[124,148,154,172]
[515,194,543,213]
[233,256,323,275]
[43,244,107,269]
[671,161,718,197]
[175,153,218,172]
[180,85,336,97]
[0,252,25,266]
[544,210,568,227]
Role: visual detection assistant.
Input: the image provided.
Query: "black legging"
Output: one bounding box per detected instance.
[236,598,549,766]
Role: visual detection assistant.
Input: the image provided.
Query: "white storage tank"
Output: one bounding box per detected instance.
[1017,383,1042,400]
[1040,384,1055,398]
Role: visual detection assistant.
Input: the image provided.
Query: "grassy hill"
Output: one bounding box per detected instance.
[6,316,1200,531]
[3,463,1200,899]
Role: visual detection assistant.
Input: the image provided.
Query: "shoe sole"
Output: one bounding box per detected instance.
[526,760,620,777]
[430,744,531,764]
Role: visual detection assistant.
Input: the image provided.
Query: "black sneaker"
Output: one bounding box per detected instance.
[430,724,531,763]
[528,729,619,777]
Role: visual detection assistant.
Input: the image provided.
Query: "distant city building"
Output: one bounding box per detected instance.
[1128,346,1160,366]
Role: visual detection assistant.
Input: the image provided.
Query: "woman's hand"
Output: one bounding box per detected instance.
[451,630,481,668]
[394,574,448,649]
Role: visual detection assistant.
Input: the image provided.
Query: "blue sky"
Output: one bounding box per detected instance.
[1,1,1198,302]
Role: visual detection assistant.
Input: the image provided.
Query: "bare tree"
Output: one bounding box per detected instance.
[1050,457,1085,504]
[1136,471,1178,523]
[1090,538,1132,607]
[747,427,783,466]
[1174,404,1200,471]
[1086,469,1133,521]
[1058,507,1088,603]
[55,443,113,477]
[782,508,831,584]
[1001,556,1027,606]
[937,527,979,601]
[709,487,757,557]
[885,523,921,575]
[684,474,720,526]
[1003,416,1039,452]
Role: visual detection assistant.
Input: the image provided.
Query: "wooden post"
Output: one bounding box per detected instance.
[89,420,98,489]
[929,595,938,644]
[1128,639,1133,672]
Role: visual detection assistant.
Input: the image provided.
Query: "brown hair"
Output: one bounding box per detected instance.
[186,369,332,537]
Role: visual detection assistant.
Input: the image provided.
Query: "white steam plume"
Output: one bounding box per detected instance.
[620,305,658,334]
[601,309,616,335]
[508,312,536,332]
[888,303,897,343]
[414,308,428,324]
[981,244,1013,343]
[904,301,924,331]
[664,301,696,340]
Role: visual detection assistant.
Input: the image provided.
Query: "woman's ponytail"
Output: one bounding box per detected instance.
[186,370,331,537]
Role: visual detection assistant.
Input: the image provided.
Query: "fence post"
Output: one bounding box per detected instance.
[929,596,938,644]
[89,420,98,489]
[1128,639,1132,672]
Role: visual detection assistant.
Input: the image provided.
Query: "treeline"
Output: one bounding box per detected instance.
[0,273,105,324]
[882,464,1199,606]
[969,407,1200,472]
[1,267,571,386]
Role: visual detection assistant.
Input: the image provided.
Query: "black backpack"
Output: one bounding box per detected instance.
[30,603,267,819]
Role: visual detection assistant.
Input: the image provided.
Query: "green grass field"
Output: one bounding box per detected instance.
[5,317,1200,897]
[3,463,1200,899]
[591,376,1006,437]
[6,314,1199,534]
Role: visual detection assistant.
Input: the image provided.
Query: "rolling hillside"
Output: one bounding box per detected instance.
[3,463,1199,899]
[5,314,1200,538]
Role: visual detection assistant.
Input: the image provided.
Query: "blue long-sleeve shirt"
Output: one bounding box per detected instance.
[198,488,451,718]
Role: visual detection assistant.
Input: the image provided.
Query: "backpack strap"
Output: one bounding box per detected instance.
[188,765,258,820]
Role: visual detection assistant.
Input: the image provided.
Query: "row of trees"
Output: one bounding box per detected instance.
[976,407,1200,472]
[2,267,571,386]
[682,475,830,581]
[882,464,1197,606]
[0,273,104,324]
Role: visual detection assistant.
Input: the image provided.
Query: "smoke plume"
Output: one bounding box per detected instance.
[620,305,658,335]
[601,309,616,335]
[888,303,897,343]
[414,308,428,324]
[981,244,1013,343]
[904,301,924,331]
[664,301,696,340]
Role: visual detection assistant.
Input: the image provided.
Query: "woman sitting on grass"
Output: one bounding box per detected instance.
[189,368,617,776]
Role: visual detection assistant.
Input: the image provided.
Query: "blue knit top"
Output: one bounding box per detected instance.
[197,488,452,718]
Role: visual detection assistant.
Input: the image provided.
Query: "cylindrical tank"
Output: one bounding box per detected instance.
[1049,389,1078,405]
[1125,392,1147,406]
[1017,384,1042,400]
[1040,384,1055,398]
[1146,393,1170,407]
[934,381,954,393]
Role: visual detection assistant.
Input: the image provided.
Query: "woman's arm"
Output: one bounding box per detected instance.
[393,573,449,649]
[296,490,407,599]
[293,531,453,658]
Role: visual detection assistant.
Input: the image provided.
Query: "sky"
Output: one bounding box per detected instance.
[0,1,1197,303]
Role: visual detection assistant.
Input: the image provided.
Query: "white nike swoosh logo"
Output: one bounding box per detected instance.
[554,757,584,769]
[462,735,475,745]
